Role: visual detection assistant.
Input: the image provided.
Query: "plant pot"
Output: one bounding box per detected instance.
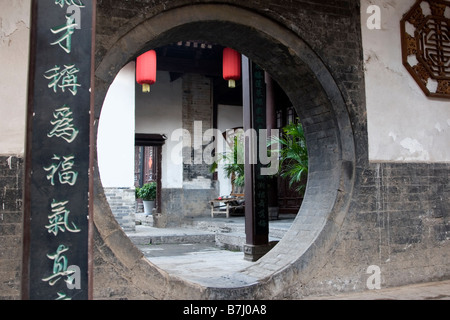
[143,200,155,216]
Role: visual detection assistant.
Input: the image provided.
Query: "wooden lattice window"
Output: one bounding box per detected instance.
[401,0,450,98]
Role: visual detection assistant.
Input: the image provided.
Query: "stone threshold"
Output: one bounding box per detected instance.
[127,213,294,252]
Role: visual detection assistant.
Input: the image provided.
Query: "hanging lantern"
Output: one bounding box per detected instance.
[223,48,241,88]
[136,50,157,93]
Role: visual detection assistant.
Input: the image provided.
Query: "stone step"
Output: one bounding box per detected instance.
[131,213,292,251]
[215,232,245,251]
[188,220,289,240]
[215,232,281,252]
[127,226,216,246]
[128,226,285,253]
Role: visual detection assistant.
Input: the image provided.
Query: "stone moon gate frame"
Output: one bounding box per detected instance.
[93,4,358,299]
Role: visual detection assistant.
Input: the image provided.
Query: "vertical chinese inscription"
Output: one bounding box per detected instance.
[252,63,269,236]
[27,0,93,300]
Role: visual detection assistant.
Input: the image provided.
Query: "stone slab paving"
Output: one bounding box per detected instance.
[137,243,256,287]
[126,214,295,287]
[306,280,450,300]
[127,214,450,298]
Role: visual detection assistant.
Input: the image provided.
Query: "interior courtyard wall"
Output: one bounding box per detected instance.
[98,62,136,189]
[102,66,244,221]
[135,71,219,225]
[98,62,136,231]
[180,73,218,222]
[135,71,183,190]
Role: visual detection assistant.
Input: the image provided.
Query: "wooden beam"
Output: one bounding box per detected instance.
[157,56,221,77]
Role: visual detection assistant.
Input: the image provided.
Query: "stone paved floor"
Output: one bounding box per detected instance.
[128,213,294,287]
[138,243,255,286]
[127,214,450,299]
[306,280,450,300]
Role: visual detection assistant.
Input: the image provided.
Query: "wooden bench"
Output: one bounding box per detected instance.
[210,196,245,218]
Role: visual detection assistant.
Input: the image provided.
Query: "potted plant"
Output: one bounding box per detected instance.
[136,182,157,216]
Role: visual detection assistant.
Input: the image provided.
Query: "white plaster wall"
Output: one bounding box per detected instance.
[0,0,31,155]
[361,0,450,162]
[97,62,136,188]
[135,71,183,189]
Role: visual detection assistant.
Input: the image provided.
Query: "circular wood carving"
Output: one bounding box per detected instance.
[401,0,450,98]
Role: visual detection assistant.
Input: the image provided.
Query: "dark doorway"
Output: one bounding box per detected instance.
[135,134,165,212]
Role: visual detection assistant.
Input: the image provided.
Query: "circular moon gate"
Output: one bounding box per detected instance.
[94,4,356,299]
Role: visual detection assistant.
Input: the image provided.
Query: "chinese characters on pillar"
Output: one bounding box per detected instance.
[48,105,80,143]
[46,199,81,236]
[45,64,81,95]
[252,64,269,233]
[28,0,93,300]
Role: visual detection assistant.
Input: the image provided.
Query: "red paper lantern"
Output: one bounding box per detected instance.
[136,50,157,93]
[223,48,241,88]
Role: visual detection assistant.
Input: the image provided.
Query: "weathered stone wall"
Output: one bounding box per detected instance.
[91,0,449,300]
[0,156,24,300]
[287,162,450,297]
[161,188,218,227]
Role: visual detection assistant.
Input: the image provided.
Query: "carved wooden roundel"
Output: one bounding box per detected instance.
[401,0,450,98]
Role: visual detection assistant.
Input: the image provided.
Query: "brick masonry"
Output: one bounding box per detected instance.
[238,162,450,298]
[0,156,23,300]
[103,188,136,232]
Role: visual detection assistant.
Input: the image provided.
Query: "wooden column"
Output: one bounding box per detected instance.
[242,56,271,262]
[265,72,276,134]
[265,72,279,220]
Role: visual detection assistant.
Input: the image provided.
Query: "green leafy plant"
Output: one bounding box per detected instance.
[269,120,308,195]
[211,135,245,188]
[136,182,157,201]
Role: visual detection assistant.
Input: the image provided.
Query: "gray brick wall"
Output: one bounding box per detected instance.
[240,162,450,298]
[103,188,136,232]
[0,156,23,300]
